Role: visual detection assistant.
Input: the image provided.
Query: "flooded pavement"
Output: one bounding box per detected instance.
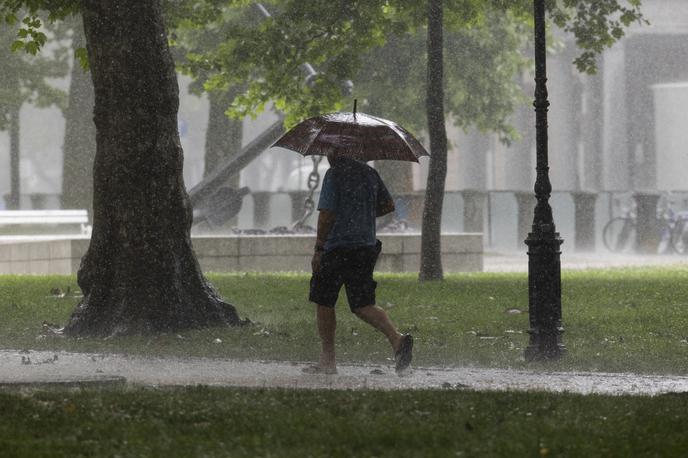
[1,349,687,395]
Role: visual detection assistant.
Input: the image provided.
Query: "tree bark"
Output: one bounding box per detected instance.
[7,103,20,210]
[419,0,447,282]
[61,19,95,213]
[64,1,240,336]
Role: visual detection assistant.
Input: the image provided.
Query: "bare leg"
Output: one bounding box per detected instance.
[316,305,337,371]
[354,305,403,352]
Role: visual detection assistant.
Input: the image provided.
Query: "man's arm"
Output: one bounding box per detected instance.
[375,173,395,217]
[376,197,395,217]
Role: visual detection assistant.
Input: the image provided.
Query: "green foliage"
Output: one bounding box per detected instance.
[73,44,87,69]
[174,0,392,127]
[548,0,646,73]
[172,0,644,140]
[1,0,645,136]
[0,0,79,56]
[351,8,528,142]
[0,16,69,129]
[444,9,529,140]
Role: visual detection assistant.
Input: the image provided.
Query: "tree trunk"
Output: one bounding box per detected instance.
[64,1,240,336]
[61,19,95,213]
[204,87,243,179]
[7,103,20,209]
[419,0,447,282]
[203,88,243,226]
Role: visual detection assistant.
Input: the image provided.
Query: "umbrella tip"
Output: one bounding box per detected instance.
[353,98,357,119]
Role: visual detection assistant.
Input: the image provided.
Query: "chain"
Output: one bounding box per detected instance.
[293,155,322,229]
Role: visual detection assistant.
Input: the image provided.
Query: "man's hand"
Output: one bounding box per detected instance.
[313,209,334,274]
[311,251,323,274]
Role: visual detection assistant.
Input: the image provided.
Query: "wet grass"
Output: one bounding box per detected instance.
[1,267,688,374]
[1,386,687,457]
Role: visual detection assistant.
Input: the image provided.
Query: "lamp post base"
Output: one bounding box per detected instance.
[525,330,566,361]
[525,231,566,361]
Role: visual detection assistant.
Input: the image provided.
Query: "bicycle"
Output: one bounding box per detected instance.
[602,205,637,253]
[669,208,688,254]
[603,196,675,254]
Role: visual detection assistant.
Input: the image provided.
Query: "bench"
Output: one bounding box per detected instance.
[0,210,91,236]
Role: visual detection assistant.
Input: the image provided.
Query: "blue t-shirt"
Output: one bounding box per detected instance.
[317,158,393,251]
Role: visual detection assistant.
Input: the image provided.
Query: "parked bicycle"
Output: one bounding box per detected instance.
[603,196,678,254]
[602,202,638,253]
[670,209,688,254]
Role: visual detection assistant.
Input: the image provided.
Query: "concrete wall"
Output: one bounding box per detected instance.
[654,82,688,191]
[0,233,483,275]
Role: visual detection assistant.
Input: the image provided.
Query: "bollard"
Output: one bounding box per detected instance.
[462,190,487,233]
[633,192,661,254]
[515,192,536,250]
[572,191,598,252]
[252,191,272,228]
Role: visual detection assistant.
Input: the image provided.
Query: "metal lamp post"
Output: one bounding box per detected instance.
[524,0,565,361]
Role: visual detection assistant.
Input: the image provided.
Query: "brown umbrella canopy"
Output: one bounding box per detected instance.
[273,112,429,162]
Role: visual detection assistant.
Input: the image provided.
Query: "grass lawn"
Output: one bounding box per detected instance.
[2,270,688,457]
[1,268,688,374]
[1,386,687,457]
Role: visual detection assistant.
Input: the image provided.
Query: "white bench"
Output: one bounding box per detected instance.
[0,210,91,236]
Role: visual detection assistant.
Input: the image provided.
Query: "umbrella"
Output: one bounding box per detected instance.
[272,101,429,162]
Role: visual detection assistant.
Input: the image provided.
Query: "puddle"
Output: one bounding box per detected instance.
[1,349,687,395]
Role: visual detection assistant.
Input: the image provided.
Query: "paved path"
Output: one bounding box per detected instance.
[2,350,688,396]
[484,251,688,272]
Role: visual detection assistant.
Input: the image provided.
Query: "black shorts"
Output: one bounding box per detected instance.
[309,240,382,311]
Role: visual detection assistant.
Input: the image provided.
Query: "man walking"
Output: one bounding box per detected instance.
[306,153,413,375]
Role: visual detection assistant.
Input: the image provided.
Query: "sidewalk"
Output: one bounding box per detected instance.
[2,349,687,396]
[484,251,688,272]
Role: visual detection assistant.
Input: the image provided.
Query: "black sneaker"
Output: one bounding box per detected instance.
[395,334,414,373]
